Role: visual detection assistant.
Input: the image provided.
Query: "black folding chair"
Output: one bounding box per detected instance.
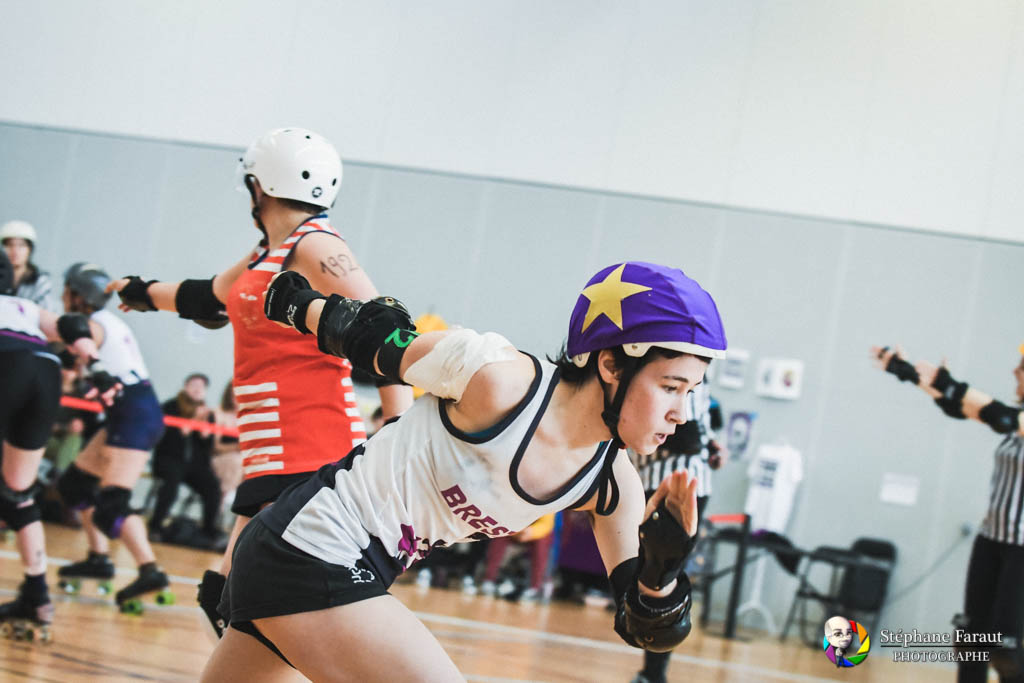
[780,537,897,647]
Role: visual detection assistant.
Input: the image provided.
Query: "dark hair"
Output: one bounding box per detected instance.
[220,380,237,412]
[279,197,329,215]
[184,372,210,387]
[245,175,328,216]
[549,344,709,387]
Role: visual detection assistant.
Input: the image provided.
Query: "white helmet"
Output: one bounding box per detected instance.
[0,220,37,246]
[237,128,343,209]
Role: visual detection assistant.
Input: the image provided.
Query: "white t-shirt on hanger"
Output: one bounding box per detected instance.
[744,443,803,533]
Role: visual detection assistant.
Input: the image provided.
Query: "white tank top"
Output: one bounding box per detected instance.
[91,309,150,385]
[0,295,46,345]
[262,356,614,572]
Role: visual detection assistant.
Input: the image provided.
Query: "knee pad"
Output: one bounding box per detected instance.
[93,486,133,539]
[991,636,1024,679]
[57,464,100,510]
[0,481,41,531]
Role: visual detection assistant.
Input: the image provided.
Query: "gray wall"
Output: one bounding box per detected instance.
[3,121,1022,634]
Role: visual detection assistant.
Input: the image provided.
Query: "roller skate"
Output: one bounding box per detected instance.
[57,552,115,595]
[0,580,54,643]
[115,562,175,615]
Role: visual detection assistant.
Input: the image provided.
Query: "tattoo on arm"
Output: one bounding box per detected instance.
[320,252,360,279]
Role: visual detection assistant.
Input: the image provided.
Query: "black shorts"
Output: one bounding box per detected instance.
[104,382,165,451]
[222,517,389,628]
[0,350,61,450]
[230,471,315,517]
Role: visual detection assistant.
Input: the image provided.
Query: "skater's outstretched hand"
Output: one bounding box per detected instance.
[644,470,698,538]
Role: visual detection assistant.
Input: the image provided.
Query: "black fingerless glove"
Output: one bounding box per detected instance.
[86,361,121,398]
[637,501,698,592]
[884,355,920,384]
[932,367,968,419]
[118,276,159,312]
[263,271,324,334]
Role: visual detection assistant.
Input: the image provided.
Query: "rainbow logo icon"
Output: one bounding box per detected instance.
[823,618,870,667]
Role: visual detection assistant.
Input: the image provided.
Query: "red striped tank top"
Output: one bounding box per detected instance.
[226,215,366,479]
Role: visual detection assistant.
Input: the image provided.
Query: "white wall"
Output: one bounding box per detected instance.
[2,0,1023,242]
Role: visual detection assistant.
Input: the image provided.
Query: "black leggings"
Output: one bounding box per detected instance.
[150,454,222,536]
[958,535,1024,683]
[0,351,61,450]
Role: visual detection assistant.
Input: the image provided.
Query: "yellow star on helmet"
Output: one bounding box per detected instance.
[579,264,652,332]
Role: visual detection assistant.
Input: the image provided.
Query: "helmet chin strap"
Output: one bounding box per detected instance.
[592,355,640,518]
[598,355,640,451]
[244,175,269,245]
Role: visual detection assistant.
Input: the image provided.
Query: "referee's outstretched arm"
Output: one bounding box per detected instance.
[871,345,1024,437]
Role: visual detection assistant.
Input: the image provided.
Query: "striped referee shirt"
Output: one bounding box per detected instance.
[980,432,1024,545]
[631,385,715,497]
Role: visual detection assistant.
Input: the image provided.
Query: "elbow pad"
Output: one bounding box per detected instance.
[57,313,92,344]
[317,294,417,383]
[403,329,518,401]
[175,277,227,325]
[610,558,693,652]
[979,401,1022,435]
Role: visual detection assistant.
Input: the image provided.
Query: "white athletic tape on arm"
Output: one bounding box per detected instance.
[404,329,518,401]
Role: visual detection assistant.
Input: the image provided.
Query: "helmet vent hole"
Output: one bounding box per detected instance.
[302,171,310,179]
[331,178,337,186]
[305,135,311,139]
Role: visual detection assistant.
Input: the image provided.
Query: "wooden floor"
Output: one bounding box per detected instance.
[0,524,954,682]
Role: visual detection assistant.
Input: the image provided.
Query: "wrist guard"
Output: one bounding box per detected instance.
[610,558,693,652]
[56,313,92,345]
[979,401,1022,434]
[263,271,323,334]
[118,276,158,312]
[637,501,698,591]
[317,294,417,382]
[86,361,121,397]
[885,355,919,384]
[932,367,968,419]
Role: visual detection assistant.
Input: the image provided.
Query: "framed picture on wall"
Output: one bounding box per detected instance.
[718,348,749,390]
[754,358,804,400]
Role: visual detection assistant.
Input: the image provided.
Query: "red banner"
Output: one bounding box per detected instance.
[60,396,240,438]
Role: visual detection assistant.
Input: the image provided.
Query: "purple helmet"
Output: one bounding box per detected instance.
[567,262,727,366]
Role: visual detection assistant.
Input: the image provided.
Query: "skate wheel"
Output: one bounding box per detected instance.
[119,599,144,615]
[155,590,176,606]
[39,626,52,643]
[98,581,113,595]
[59,579,81,594]
[0,622,12,638]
